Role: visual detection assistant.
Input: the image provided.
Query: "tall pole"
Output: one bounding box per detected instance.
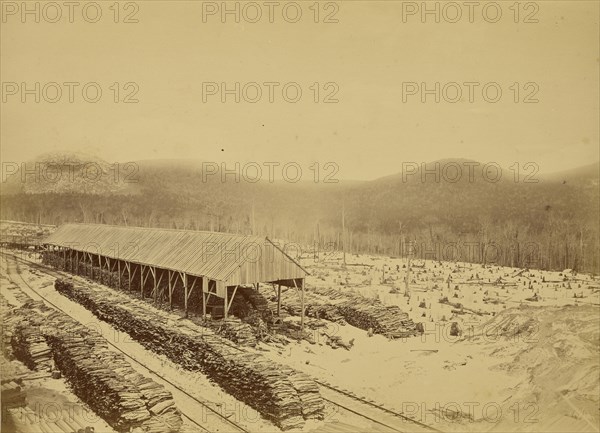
[405,257,411,297]
[342,201,346,266]
[251,200,255,235]
[300,279,305,336]
[202,277,207,319]
[316,222,320,261]
[277,284,282,317]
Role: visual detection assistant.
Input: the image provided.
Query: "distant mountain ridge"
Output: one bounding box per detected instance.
[1,152,598,272]
[4,152,596,190]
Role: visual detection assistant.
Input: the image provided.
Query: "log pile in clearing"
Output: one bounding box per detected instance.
[54,279,324,430]
[276,285,421,338]
[4,296,183,433]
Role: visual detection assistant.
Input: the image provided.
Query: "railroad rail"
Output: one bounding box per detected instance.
[1,251,250,433]
[2,250,441,433]
[316,380,440,433]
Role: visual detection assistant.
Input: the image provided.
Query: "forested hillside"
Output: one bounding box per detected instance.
[1,153,598,272]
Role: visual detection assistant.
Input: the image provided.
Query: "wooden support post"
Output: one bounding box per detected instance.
[226,285,239,317]
[151,267,157,303]
[140,265,144,297]
[224,286,228,319]
[300,279,305,336]
[183,273,188,317]
[168,270,173,309]
[277,284,282,317]
[292,279,305,337]
[202,277,208,319]
[118,260,121,289]
[156,271,164,305]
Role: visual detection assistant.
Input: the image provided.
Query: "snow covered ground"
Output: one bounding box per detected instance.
[257,252,600,432]
[2,249,598,432]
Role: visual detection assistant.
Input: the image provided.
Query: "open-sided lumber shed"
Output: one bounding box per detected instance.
[43,223,308,324]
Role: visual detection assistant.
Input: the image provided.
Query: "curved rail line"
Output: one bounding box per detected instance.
[3,250,441,433]
[1,252,249,433]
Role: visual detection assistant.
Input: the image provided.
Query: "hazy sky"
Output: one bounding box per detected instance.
[1,0,598,180]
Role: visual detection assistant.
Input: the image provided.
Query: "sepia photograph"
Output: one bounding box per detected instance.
[0,1,599,432]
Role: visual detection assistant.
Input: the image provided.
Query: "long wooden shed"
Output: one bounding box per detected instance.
[43,223,308,320]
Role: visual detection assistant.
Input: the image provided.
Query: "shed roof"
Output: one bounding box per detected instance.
[44,223,307,286]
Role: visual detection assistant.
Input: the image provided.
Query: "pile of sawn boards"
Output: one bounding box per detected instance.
[5,294,183,433]
[55,279,325,430]
[278,286,422,338]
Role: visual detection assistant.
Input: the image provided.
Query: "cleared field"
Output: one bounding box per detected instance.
[2,248,599,432]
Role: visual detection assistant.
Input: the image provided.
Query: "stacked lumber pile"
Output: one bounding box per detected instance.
[336,303,419,338]
[275,286,420,338]
[44,251,130,291]
[1,296,16,359]
[42,251,66,270]
[48,329,182,432]
[7,293,183,433]
[209,318,258,347]
[312,287,420,338]
[238,286,273,323]
[242,311,270,340]
[54,278,324,430]
[11,317,54,372]
[305,304,346,324]
[288,372,324,418]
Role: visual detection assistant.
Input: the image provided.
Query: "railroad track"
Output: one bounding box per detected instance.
[2,250,441,433]
[315,380,439,433]
[1,251,250,433]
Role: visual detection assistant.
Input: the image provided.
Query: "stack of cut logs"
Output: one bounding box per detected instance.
[207,318,258,347]
[337,303,419,338]
[10,327,53,372]
[276,286,421,338]
[6,288,183,433]
[55,278,324,430]
[305,304,347,324]
[10,316,54,372]
[48,311,183,432]
[1,295,16,359]
[238,286,273,323]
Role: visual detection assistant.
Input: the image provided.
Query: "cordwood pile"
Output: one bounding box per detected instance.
[3,296,183,433]
[54,279,325,430]
[42,252,263,347]
[276,285,422,338]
